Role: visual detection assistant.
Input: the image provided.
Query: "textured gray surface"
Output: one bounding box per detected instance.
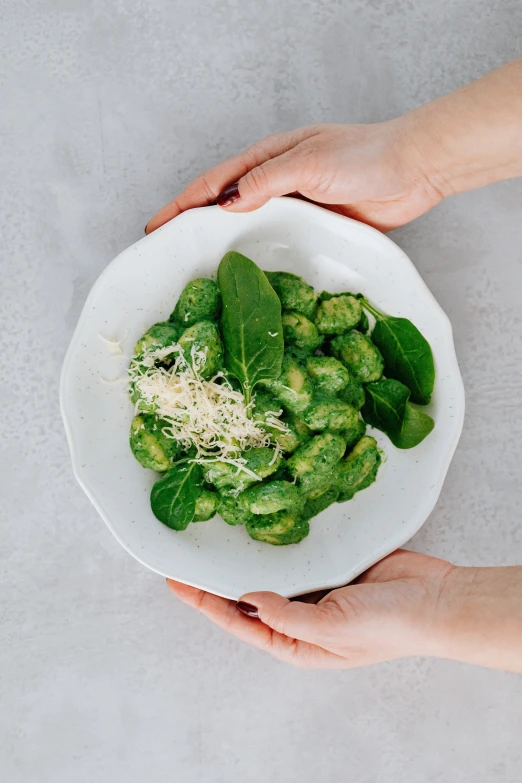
[1,1,522,780]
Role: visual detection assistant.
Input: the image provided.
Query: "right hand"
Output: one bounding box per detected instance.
[167,550,455,669]
[167,550,522,673]
[145,120,447,234]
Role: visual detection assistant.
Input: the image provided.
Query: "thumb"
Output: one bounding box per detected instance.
[220,148,308,212]
[239,591,336,645]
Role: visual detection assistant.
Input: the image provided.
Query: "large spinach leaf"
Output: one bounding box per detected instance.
[218,251,284,406]
[362,299,435,405]
[150,461,203,530]
[363,378,434,449]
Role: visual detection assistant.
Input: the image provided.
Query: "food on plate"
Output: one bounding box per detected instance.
[241,480,305,515]
[201,447,284,496]
[246,511,310,546]
[264,271,318,319]
[260,354,314,415]
[170,277,221,326]
[282,311,323,353]
[127,251,435,544]
[329,331,384,383]
[336,436,382,502]
[305,356,350,395]
[314,293,362,335]
[287,432,347,494]
[134,322,182,358]
[193,489,219,522]
[302,398,361,436]
[130,413,182,470]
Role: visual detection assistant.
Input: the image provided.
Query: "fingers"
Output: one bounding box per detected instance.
[145,126,321,233]
[225,147,313,213]
[167,580,346,668]
[239,590,342,647]
[166,580,286,655]
[145,160,242,233]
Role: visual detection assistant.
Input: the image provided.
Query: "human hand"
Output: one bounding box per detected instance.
[168,550,522,671]
[167,550,456,668]
[146,121,446,234]
[147,60,522,235]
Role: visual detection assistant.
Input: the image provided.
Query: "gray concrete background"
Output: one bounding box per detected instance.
[1,1,522,780]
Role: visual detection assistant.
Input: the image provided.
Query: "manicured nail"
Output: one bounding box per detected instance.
[217,182,240,207]
[237,601,258,617]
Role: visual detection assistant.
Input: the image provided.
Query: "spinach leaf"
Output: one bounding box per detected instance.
[363,378,434,449]
[392,403,435,449]
[150,460,203,530]
[362,299,435,405]
[363,378,409,432]
[218,251,284,406]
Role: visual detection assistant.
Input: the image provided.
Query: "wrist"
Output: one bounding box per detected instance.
[394,109,458,199]
[426,565,522,671]
[403,108,522,199]
[397,62,522,199]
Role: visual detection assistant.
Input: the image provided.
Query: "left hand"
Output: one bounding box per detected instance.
[145,121,446,234]
[167,549,456,668]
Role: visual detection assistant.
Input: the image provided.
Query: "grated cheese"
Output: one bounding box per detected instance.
[128,343,288,476]
[100,376,129,385]
[98,334,123,357]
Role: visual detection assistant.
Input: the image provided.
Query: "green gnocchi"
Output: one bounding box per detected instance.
[127,253,435,546]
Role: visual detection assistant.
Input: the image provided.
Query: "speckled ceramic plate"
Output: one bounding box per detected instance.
[60,197,465,599]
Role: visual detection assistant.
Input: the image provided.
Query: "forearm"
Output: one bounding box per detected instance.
[429,565,522,672]
[403,58,522,197]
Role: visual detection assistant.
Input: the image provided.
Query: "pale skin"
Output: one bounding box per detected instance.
[148,59,522,671]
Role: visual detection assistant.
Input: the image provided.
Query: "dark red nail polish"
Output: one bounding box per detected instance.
[237,601,258,617]
[217,182,240,207]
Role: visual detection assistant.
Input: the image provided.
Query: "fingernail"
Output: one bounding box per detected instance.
[237,601,258,617]
[217,182,240,207]
[144,223,149,234]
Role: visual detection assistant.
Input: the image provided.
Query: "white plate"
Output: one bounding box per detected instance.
[60,197,465,599]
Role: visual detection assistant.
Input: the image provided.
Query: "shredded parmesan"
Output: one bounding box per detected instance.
[128,342,288,476]
[98,333,123,356]
[269,442,283,466]
[100,376,129,385]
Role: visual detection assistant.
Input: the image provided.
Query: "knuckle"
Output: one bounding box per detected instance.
[284,638,307,668]
[197,173,218,201]
[243,164,270,194]
[193,590,208,611]
[303,163,335,195]
[296,140,319,159]
[186,173,217,202]
[261,626,280,655]
[242,137,275,167]
[307,172,334,196]
[324,591,364,623]
[262,610,286,635]
[290,124,326,146]
[285,145,325,191]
